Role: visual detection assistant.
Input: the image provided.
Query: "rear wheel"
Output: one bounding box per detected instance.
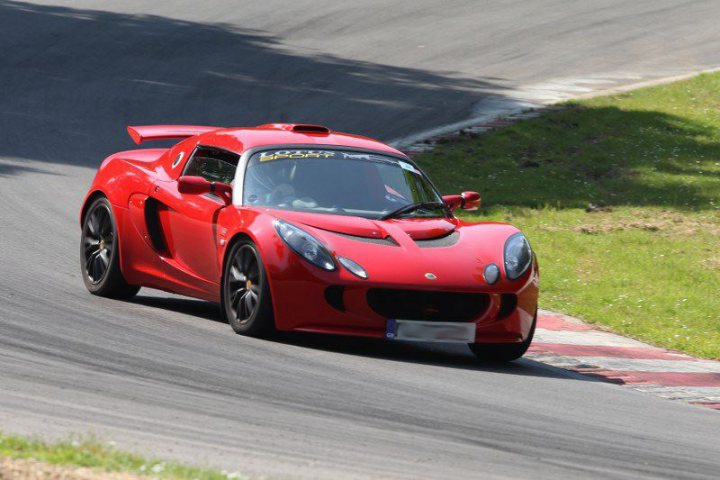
[222,240,274,337]
[469,311,537,362]
[80,197,140,299]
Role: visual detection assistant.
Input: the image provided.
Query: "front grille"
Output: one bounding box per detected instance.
[367,288,489,322]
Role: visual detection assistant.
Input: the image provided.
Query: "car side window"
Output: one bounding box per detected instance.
[183,147,239,185]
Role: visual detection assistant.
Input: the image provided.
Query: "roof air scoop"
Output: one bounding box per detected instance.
[292,124,331,134]
[256,123,331,134]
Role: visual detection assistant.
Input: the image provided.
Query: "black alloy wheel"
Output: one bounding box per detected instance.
[83,203,113,283]
[222,240,274,336]
[80,197,139,298]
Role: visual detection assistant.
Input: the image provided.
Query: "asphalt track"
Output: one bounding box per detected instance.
[2,1,720,478]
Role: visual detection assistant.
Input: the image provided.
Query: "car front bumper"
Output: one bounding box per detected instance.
[266,253,539,344]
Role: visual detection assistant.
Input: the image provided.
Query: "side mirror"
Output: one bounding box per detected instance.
[442,194,463,212]
[461,191,481,210]
[178,176,232,204]
[442,191,481,212]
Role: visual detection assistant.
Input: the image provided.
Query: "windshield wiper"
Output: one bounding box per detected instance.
[379,201,447,220]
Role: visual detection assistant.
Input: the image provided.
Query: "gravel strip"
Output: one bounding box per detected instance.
[0,457,142,480]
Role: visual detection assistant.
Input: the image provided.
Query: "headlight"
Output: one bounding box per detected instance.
[337,256,368,279]
[504,233,532,280]
[483,263,500,285]
[274,220,336,271]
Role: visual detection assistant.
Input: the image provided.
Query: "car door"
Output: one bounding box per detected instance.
[152,146,239,299]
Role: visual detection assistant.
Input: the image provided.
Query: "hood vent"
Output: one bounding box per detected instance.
[331,231,399,246]
[414,231,459,248]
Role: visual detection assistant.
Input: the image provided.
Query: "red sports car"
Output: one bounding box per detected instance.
[80,123,538,361]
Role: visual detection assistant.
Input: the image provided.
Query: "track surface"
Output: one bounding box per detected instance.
[2,1,720,478]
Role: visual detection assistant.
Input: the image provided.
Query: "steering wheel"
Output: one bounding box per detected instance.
[268,184,295,206]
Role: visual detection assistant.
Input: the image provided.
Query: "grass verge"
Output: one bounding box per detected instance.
[0,432,247,479]
[416,72,720,359]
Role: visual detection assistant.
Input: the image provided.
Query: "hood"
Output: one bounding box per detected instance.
[253,207,525,290]
[264,209,457,241]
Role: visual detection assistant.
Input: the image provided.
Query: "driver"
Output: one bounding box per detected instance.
[245,160,317,209]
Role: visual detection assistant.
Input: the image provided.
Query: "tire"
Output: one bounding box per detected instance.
[80,197,140,299]
[221,239,275,337]
[469,310,537,362]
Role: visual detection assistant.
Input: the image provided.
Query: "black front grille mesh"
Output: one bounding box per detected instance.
[367,288,489,322]
[498,294,517,319]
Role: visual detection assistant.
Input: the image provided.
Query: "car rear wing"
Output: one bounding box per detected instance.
[127,125,221,145]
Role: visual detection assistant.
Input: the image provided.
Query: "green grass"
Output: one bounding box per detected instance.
[0,432,249,479]
[416,72,720,359]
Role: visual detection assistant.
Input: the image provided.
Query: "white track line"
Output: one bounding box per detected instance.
[527,356,720,373]
[533,329,651,347]
[632,386,720,401]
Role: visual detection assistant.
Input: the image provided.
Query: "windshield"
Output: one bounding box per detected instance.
[242,149,445,219]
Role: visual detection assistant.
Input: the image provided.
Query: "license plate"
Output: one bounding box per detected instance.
[385,319,476,343]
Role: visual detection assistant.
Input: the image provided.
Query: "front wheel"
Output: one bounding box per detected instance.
[80,197,140,299]
[221,240,275,337]
[469,311,537,362]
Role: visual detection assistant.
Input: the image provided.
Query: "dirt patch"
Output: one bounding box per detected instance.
[575,210,720,236]
[0,457,142,480]
[577,222,658,235]
[701,257,720,270]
